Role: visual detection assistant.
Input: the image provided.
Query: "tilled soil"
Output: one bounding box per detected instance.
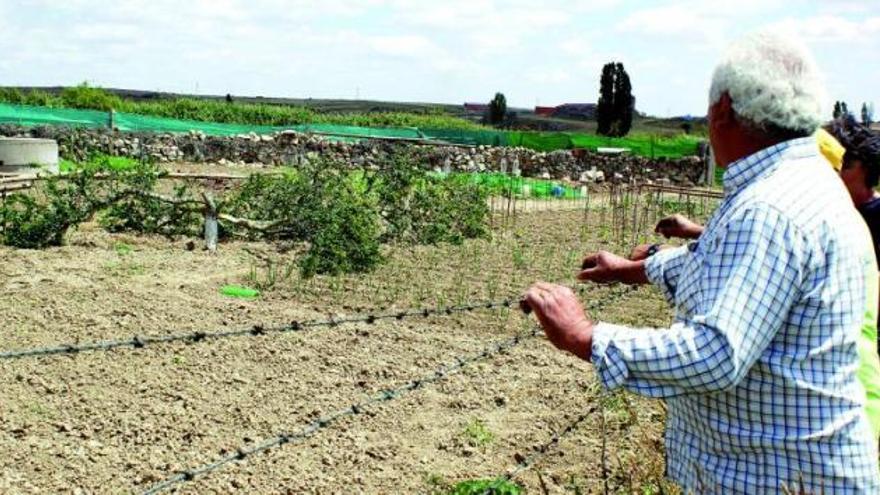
[0,209,673,494]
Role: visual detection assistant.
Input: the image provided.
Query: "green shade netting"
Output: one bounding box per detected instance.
[0,103,701,158]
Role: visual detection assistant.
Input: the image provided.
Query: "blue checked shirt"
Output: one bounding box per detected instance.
[591,137,880,494]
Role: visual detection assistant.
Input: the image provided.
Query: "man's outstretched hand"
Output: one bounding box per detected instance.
[523,282,593,360]
[655,214,704,239]
[579,251,649,285]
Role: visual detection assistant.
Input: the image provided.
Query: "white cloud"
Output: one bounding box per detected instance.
[465,34,520,56]
[395,1,569,31]
[617,4,725,50]
[768,15,880,43]
[366,35,439,57]
[560,36,592,56]
[72,23,143,42]
[616,0,791,50]
[527,68,572,85]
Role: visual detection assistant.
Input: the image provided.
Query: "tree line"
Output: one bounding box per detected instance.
[834,100,874,127]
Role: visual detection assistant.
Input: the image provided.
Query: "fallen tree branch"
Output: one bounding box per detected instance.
[217,213,284,232]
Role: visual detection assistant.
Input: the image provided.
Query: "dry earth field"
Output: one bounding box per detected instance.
[0,184,688,494]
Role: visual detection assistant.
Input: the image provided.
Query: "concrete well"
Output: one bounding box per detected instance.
[0,137,59,175]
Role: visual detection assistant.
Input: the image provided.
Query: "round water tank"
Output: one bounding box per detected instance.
[0,138,59,175]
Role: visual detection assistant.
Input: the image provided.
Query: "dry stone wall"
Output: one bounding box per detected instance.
[0,125,707,185]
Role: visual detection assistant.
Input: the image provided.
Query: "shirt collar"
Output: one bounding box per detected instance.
[722,136,817,197]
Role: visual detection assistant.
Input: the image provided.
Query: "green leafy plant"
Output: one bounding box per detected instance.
[297,180,383,277]
[0,153,491,278]
[0,161,160,248]
[100,182,202,238]
[463,419,495,447]
[113,242,133,255]
[370,153,490,245]
[448,479,522,495]
[226,160,384,277]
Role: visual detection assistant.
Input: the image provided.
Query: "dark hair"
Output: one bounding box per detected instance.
[825,115,872,149]
[843,133,880,189]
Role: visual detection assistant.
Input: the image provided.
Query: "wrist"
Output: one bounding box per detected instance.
[565,319,594,360]
[619,259,649,285]
[686,225,704,239]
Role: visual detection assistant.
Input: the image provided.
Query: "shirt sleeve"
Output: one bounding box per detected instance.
[590,206,806,397]
[644,244,690,304]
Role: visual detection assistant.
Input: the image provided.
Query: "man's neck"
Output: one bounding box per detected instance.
[719,135,795,168]
[853,188,878,207]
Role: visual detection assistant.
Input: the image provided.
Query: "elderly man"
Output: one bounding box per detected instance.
[637,123,880,442]
[524,32,880,493]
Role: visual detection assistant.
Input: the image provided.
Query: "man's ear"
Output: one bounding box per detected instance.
[712,92,736,129]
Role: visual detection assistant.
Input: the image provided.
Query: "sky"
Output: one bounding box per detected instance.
[0,0,877,117]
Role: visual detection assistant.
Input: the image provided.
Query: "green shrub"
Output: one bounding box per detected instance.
[0,161,160,248]
[0,154,490,277]
[0,195,70,248]
[298,184,383,277]
[224,170,313,240]
[371,154,490,245]
[406,179,489,245]
[59,83,125,111]
[100,183,202,238]
[226,162,385,277]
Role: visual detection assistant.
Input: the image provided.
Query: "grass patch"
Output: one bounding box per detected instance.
[102,260,145,277]
[449,479,522,495]
[113,242,133,256]
[463,418,495,447]
[60,155,138,173]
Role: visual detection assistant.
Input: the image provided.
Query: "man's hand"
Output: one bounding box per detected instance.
[523,282,593,360]
[655,214,704,239]
[578,251,649,285]
[580,251,628,282]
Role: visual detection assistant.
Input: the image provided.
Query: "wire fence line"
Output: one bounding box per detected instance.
[0,299,519,361]
[141,327,543,495]
[140,285,637,494]
[0,280,630,361]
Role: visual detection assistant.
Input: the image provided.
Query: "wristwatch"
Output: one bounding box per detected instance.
[646,243,661,257]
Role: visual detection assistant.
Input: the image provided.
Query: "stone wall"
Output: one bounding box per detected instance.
[0,125,707,185]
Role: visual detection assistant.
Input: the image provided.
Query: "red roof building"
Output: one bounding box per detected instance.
[534,106,557,117]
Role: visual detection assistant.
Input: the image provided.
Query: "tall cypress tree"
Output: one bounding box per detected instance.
[613,63,634,137]
[488,92,507,126]
[596,63,616,136]
[862,102,873,126]
[833,101,842,119]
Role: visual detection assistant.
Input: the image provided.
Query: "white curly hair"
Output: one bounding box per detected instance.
[709,30,826,136]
